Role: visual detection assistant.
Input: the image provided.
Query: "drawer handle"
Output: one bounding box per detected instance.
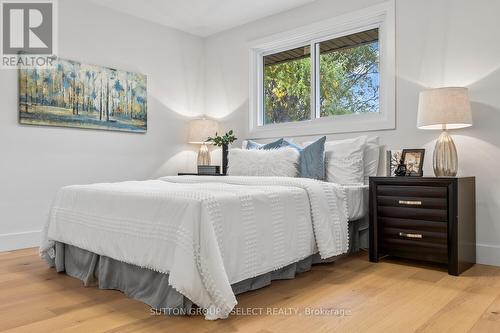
[399,232,423,239]
[398,200,422,206]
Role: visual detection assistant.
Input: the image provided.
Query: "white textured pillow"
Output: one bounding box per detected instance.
[326,156,364,184]
[364,137,380,181]
[227,148,299,177]
[322,136,367,184]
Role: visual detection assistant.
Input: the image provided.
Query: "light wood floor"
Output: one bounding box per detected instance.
[1,248,500,333]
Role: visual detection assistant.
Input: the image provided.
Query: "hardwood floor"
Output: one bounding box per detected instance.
[1,248,500,333]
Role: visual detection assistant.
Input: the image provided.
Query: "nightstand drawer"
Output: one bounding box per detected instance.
[380,217,447,232]
[382,227,447,245]
[377,196,447,210]
[377,206,447,222]
[377,185,447,198]
[381,222,448,264]
[381,238,448,264]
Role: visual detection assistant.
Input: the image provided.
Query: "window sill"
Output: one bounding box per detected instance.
[248,112,395,139]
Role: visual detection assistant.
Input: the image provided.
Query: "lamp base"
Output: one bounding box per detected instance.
[197,143,211,166]
[433,130,458,177]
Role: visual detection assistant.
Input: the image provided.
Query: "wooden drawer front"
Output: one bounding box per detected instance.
[379,216,448,264]
[377,185,447,198]
[380,217,446,233]
[382,227,446,245]
[377,196,447,210]
[377,206,447,222]
[381,239,448,264]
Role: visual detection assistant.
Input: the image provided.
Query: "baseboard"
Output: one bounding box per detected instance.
[0,230,41,252]
[477,243,500,267]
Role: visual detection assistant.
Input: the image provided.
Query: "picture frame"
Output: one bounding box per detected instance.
[401,149,425,177]
[386,150,402,176]
[19,58,147,133]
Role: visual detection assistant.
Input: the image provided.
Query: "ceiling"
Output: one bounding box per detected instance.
[91,0,318,37]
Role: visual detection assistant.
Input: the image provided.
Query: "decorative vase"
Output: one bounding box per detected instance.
[222,144,229,175]
[433,130,458,177]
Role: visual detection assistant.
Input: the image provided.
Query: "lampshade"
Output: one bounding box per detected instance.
[417,87,472,130]
[188,118,219,144]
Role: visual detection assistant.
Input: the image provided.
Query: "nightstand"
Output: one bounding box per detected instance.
[369,177,476,276]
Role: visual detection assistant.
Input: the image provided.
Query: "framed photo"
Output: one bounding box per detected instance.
[386,150,402,176]
[402,149,425,177]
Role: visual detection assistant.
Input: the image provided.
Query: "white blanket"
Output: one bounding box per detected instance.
[40,176,349,320]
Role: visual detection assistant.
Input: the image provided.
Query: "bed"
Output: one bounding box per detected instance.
[40,175,368,320]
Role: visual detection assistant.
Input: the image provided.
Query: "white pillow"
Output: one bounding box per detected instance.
[323,136,367,184]
[364,137,380,181]
[227,148,299,177]
[305,136,380,184]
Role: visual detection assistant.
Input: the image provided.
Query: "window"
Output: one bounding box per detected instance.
[263,45,311,124]
[318,29,379,117]
[250,2,395,138]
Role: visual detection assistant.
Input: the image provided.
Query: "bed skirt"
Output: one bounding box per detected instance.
[46,219,367,315]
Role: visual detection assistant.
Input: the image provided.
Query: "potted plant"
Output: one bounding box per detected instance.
[207,130,237,175]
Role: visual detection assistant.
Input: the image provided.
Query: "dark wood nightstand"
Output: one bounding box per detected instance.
[369,177,476,276]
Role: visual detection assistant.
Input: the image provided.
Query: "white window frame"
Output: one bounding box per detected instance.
[249,1,395,139]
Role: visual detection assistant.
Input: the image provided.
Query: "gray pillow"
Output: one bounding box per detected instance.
[246,138,284,150]
[282,137,326,180]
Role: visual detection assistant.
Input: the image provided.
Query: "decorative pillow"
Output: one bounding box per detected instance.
[326,155,364,184]
[282,137,326,180]
[318,136,367,184]
[227,148,299,177]
[245,138,284,150]
[364,137,380,182]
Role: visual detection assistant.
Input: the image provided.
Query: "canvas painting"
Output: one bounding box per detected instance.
[19,58,147,133]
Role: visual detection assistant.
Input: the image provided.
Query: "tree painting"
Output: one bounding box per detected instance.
[19,58,147,133]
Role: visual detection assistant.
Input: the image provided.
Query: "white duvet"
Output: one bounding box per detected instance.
[40,176,351,320]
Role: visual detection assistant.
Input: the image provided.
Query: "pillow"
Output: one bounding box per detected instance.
[282,137,326,180]
[364,137,380,181]
[227,147,299,177]
[245,138,283,150]
[318,136,367,184]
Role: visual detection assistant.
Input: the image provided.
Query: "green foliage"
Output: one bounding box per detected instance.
[264,57,311,124]
[207,130,237,147]
[319,42,379,116]
[263,41,379,124]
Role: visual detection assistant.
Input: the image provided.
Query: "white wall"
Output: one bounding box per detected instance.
[0,0,204,250]
[204,0,500,266]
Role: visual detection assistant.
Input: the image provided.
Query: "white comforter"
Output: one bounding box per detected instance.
[40,176,349,319]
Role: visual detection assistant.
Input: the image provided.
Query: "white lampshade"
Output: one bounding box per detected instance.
[188,118,219,144]
[417,87,472,130]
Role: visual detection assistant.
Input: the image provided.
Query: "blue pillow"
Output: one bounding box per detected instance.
[246,138,284,150]
[282,137,326,180]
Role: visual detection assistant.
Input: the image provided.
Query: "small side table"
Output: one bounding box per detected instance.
[369,176,476,276]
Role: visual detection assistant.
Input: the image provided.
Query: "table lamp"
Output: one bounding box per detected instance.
[417,87,472,176]
[188,118,219,166]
